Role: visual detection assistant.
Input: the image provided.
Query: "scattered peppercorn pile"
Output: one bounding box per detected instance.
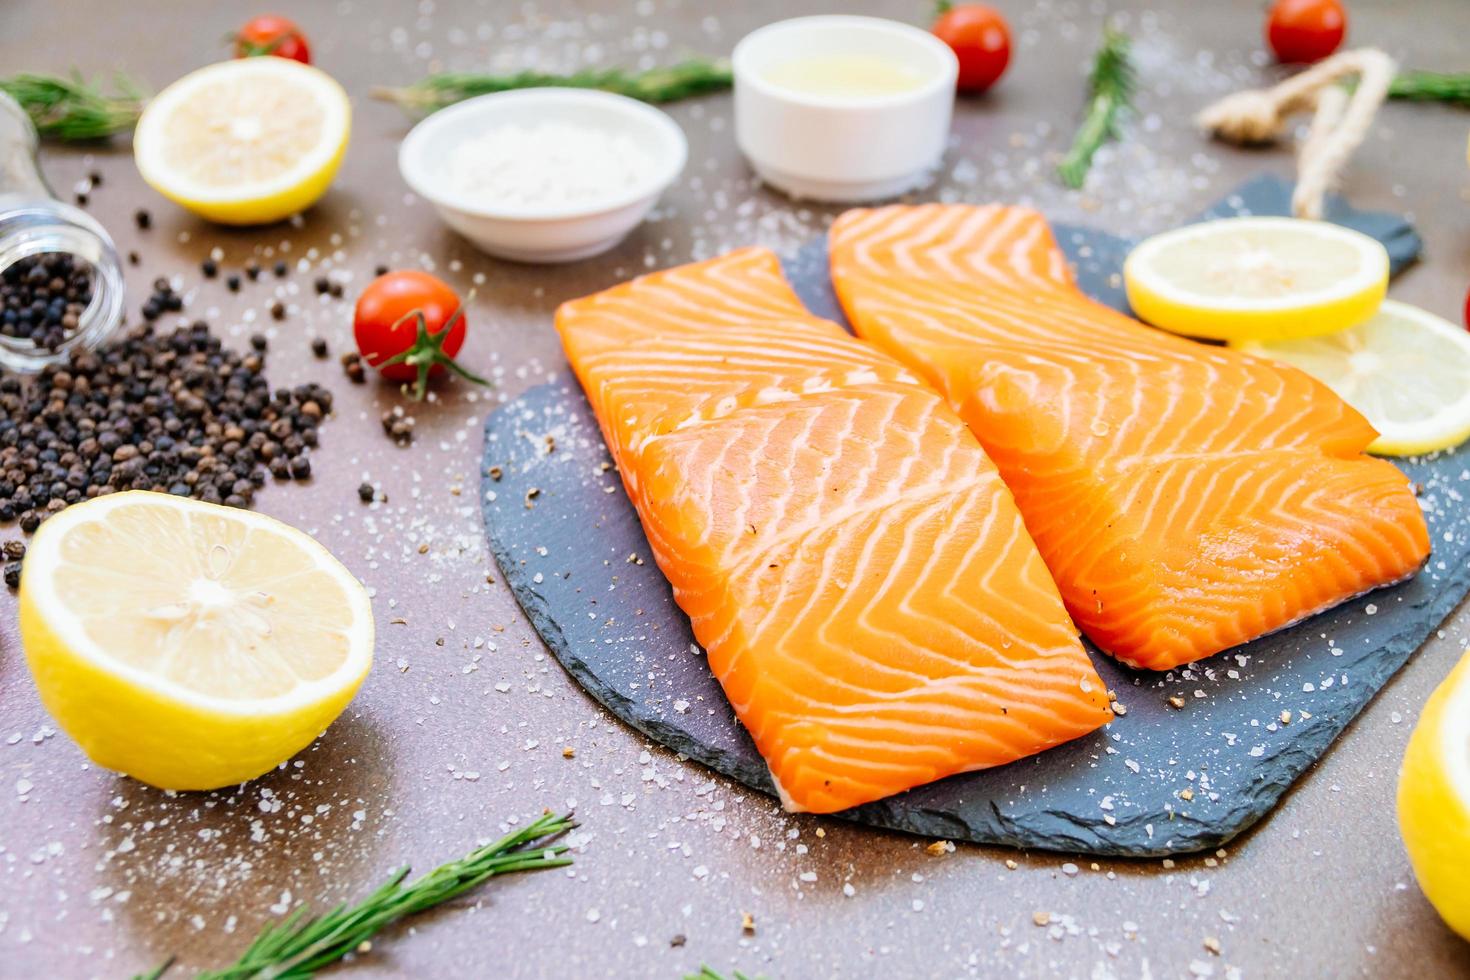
[0,320,332,585]
[139,276,184,322]
[0,252,94,350]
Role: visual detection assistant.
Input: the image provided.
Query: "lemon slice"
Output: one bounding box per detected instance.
[133,58,351,225]
[1237,300,1470,456]
[1398,650,1470,941]
[1124,216,1389,342]
[19,491,373,790]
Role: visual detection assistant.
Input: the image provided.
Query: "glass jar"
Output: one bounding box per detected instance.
[0,92,125,372]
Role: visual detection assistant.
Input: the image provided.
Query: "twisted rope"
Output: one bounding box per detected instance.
[1196,48,1397,219]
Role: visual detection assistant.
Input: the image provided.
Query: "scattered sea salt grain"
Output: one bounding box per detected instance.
[445,121,655,210]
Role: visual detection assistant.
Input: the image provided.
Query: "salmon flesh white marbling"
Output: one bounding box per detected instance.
[829,204,1432,671]
[556,247,1113,813]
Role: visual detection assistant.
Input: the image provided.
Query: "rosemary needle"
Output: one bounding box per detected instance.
[685,968,757,980]
[0,72,145,141]
[372,57,733,115]
[1387,69,1470,108]
[1057,27,1136,189]
[136,811,575,980]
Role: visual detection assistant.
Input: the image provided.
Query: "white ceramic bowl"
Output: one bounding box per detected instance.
[398,89,688,263]
[732,15,958,203]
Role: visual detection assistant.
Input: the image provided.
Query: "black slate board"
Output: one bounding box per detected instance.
[482,177,1463,856]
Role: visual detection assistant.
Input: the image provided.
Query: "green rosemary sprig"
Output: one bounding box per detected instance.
[1057,27,1135,189]
[136,811,575,980]
[132,961,175,980]
[685,968,757,980]
[372,57,733,115]
[0,72,145,141]
[1388,69,1470,108]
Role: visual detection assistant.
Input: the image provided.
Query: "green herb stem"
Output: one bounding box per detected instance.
[0,72,144,141]
[685,968,757,980]
[1057,27,1135,189]
[1387,69,1470,108]
[372,58,733,115]
[137,811,575,980]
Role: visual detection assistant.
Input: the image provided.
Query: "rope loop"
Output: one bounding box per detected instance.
[1197,48,1397,219]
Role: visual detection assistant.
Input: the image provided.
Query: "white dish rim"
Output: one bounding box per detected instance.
[732,14,958,111]
[397,88,688,223]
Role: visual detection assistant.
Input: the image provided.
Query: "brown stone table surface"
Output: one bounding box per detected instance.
[3,0,1470,977]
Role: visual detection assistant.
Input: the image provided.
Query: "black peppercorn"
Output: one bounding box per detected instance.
[1,252,94,350]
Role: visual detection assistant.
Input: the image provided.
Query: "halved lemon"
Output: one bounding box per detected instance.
[1398,650,1470,941]
[1237,300,1470,456]
[19,492,373,790]
[133,58,351,225]
[1124,216,1389,342]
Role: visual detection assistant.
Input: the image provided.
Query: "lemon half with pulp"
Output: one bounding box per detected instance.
[133,58,351,225]
[1124,216,1389,342]
[1398,650,1470,941]
[1237,300,1470,457]
[19,491,374,790]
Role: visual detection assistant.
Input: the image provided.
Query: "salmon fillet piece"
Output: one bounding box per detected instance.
[556,247,1112,813]
[830,204,1431,671]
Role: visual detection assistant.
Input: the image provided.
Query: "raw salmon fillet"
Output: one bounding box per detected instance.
[830,204,1431,671]
[556,247,1112,813]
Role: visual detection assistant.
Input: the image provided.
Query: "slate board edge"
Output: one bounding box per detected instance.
[481,506,777,794]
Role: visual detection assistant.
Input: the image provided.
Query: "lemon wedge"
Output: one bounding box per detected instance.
[1237,300,1470,456]
[1124,216,1389,342]
[19,491,373,790]
[1398,650,1470,941]
[133,58,351,225]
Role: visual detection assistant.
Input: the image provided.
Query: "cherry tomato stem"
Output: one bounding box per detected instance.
[376,299,490,402]
[232,14,312,65]
[353,270,488,399]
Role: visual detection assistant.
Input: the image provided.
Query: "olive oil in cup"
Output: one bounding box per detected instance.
[762,53,929,99]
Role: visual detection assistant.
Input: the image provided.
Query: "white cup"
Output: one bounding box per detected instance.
[732,15,958,203]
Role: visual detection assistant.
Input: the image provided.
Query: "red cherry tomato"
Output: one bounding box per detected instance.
[354,271,486,399]
[1463,284,1470,331]
[1266,0,1347,64]
[931,4,1012,94]
[233,14,312,64]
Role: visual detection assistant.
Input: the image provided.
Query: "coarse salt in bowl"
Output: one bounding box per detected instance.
[398,88,688,263]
